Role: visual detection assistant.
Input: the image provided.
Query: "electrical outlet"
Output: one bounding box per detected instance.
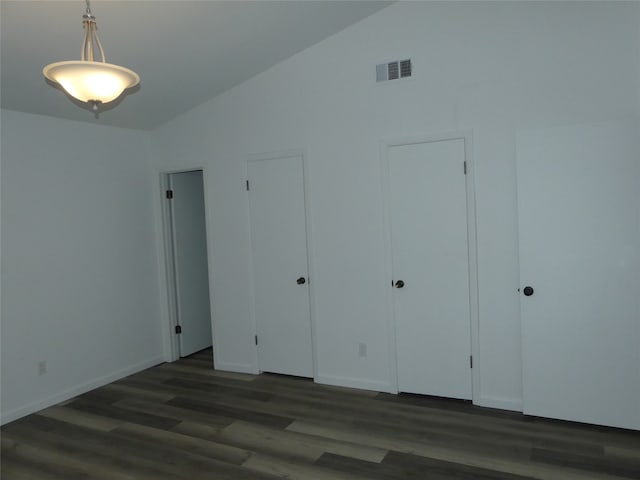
[358,342,367,357]
[37,361,47,376]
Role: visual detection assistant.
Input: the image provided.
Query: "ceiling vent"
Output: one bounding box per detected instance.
[376,59,412,83]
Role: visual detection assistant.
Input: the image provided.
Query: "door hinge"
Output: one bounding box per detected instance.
[254,335,258,345]
[464,161,467,175]
[166,189,174,199]
[175,325,182,334]
[470,355,473,368]
[246,180,250,191]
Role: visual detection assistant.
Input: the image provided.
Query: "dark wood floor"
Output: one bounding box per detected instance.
[2,349,639,479]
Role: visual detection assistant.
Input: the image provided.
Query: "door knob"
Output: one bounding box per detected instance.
[523,286,534,296]
[394,280,405,289]
[297,277,306,285]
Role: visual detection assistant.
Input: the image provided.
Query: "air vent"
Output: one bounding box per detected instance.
[376,59,412,83]
[400,59,412,78]
[388,61,399,80]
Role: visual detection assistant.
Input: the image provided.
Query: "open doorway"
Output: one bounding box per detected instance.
[163,169,213,358]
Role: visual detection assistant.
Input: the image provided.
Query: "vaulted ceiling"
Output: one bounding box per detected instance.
[1,1,392,130]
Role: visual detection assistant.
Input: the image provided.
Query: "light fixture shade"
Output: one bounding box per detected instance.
[43,61,140,104]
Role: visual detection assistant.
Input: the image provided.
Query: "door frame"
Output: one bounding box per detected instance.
[155,166,216,363]
[380,130,480,401]
[244,150,318,380]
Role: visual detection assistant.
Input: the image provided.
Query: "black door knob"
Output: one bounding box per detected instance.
[394,280,405,289]
[523,286,534,296]
[296,277,306,285]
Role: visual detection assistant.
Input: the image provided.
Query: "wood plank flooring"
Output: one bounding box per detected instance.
[2,348,639,479]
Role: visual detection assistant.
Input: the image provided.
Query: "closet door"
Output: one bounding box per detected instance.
[389,138,472,400]
[517,121,640,429]
[248,154,313,377]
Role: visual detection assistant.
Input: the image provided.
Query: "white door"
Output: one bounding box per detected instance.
[248,155,313,377]
[517,121,640,430]
[170,170,213,357]
[389,138,472,399]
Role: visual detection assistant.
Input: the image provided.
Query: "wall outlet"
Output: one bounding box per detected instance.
[358,342,367,357]
[37,360,47,376]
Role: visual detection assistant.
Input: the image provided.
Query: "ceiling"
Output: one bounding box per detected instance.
[1,1,392,130]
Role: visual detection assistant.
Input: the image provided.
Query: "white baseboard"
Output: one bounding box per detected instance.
[215,362,258,375]
[474,395,523,412]
[0,356,165,425]
[315,374,392,393]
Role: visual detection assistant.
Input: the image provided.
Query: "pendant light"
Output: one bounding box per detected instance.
[43,0,140,111]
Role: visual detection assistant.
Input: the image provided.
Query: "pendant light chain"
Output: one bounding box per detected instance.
[81,0,106,63]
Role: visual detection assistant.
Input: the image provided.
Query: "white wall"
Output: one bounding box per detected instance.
[1,109,164,423]
[150,2,640,410]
